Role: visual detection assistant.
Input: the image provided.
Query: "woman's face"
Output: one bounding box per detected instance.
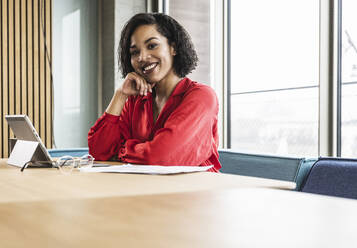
[130,24,176,84]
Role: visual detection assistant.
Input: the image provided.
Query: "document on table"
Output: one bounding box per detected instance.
[79,164,213,175]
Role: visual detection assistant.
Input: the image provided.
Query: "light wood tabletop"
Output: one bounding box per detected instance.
[0,158,357,247]
[0,187,356,248]
[0,158,295,202]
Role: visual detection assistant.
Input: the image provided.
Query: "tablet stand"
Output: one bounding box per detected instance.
[8,140,48,167]
[9,138,17,154]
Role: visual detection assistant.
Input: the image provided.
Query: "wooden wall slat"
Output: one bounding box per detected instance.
[33,0,39,139]
[0,0,3,156]
[39,0,45,145]
[0,0,52,158]
[21,0,28,118]
[27,0,33,126]
[45,0,51,148]
[8,0,14,140]
[15,1,21,116]
[1,0,8,157]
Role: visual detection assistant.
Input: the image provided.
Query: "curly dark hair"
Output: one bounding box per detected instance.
[118,13,198,78]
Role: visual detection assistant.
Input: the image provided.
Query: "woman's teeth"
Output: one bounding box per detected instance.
[145,64,155,70]
[143,63,157,72]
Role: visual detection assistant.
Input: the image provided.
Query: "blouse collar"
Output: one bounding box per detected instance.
[140,77,192,101]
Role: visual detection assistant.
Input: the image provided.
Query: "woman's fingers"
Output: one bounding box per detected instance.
[122,72,152,96]
[149,83,155,92]
[140,78,146,95]
[130,74,143,94]
[144,82,149,95]
[135,79,140,91]
[139,77,150,96]
[135,77,145,96]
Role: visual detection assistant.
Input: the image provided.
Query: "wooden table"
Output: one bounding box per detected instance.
[0,158,296,202]
[0,187,357,247]
[1,159,357,247]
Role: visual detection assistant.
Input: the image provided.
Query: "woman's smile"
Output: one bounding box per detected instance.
[142,62,159,74]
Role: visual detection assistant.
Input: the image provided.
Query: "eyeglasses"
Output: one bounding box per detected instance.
[20,154,94,174]
[56,154,94,174]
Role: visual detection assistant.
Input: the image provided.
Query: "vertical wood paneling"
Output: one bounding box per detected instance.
[0,0,52,158]
[45,0,51,148]
[21,0,27,117]
[33,0,39,137]
[39,0,45,147]
[27,0,33,124]
[0,0,3,156]
[15,1,21,116]
[8,0,14,140]
[1,0,8,157]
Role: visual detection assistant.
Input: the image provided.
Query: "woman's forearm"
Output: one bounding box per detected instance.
[105,89,128,116]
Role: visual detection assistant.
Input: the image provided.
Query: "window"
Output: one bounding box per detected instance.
[341,0,357,157]
[229,0,319,157]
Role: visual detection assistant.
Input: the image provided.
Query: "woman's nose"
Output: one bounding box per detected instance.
[138,50,150,62]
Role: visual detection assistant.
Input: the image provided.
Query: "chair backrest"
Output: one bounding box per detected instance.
[300,157,357,199]
[48,148,89,158]
[219,149,315,190]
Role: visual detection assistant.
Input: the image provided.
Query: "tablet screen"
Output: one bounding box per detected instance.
[5,115,52,162]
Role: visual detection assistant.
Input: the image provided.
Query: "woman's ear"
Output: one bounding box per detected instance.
[170,43,177,56]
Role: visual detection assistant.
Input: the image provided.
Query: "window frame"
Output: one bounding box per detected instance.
[226,0,343,157]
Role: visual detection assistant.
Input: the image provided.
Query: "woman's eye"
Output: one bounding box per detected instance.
[130,50,139,56]
[148,43,157,49]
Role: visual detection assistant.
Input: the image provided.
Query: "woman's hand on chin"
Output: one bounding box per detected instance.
[120,72,154,96]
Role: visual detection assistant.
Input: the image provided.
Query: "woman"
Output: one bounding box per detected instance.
[88,13,221,172]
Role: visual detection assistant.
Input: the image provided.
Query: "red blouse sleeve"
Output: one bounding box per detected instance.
[118,86,219,166]
[88,99,132,161]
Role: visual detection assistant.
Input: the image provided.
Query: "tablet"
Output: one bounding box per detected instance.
[5,115,52,162]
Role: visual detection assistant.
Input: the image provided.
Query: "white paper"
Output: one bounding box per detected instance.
[79,164,213,174]
[8,140,39,167]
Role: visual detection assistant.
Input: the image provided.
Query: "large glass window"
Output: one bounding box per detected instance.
[341,0,357,157]
[230,0,319,157]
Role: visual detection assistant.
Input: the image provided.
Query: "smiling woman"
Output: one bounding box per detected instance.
[87,13,221,172]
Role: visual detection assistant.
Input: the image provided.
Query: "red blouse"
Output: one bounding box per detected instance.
[88,77,221,172]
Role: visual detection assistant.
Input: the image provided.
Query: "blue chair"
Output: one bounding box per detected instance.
[48,148,89,158]
[219,149,315,190]
[300,157,357,199]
